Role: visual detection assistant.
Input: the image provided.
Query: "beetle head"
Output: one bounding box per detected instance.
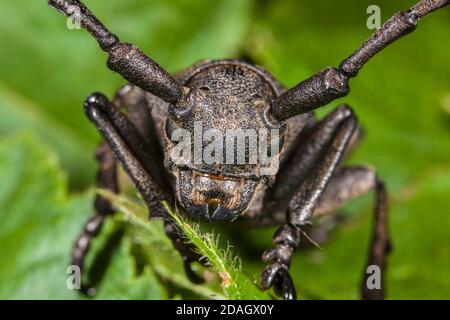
[165,62,285,221]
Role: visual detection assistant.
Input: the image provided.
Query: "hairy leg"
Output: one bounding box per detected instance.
[113,85,170,187]
[84,92,170,213]
[69,92,168,297]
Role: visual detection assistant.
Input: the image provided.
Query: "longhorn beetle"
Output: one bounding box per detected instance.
[48,0,449,300]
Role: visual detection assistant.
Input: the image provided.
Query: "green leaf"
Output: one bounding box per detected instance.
[98,190,224,300]
[0,84,95,190]
[1,0,449,300]
[0,134,166,299]
[163,203,271,300]
[82,217,167,300]
[99,190,270,299]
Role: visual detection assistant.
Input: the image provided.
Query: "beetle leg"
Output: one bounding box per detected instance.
[72,89,171,295]
[113,86,161,150]
[71,141,118,296]
[271,0,449,121]
[315,166,376,216]
[261,110,357,300]
[261,105,355,224]
[84,92,169,215]
[260,223,300,300]
[314,166,391,299]
[113,85,171,188]
[362,176,391,299]
[84,92,205,284]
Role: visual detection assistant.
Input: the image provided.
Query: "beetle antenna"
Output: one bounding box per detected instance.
[271,0,449,121]
[48,0,184,104]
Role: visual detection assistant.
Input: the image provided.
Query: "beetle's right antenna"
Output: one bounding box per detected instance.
[48,0,184,104]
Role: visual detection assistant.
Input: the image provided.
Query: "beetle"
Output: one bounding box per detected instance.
[48,0,449,300]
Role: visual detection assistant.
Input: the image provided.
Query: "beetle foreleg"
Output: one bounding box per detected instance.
[84,91,210,286]
[261,110,356,300]
[314,166,391,299]
[84,92,169,215]
[262,105,355,223]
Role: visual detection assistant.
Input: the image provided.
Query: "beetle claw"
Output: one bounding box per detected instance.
[260,262,297,300]
[273,267,296,300]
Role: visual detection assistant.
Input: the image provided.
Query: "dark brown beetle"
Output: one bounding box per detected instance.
[48,0,449,300]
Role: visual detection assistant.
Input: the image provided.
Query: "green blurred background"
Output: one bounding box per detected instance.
[0,0,449,299]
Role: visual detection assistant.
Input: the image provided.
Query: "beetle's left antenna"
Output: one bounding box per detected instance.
[48,0,184,104]
[270,0,449,121]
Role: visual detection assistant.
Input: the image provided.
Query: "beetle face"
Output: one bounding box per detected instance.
[164,62,285,221]
[176,169,259,221]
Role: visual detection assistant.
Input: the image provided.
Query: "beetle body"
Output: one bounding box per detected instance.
[145,59,312,221]
[47,0,449,300]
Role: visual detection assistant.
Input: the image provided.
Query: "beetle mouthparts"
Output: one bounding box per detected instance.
[176,169,258,222]
[185,203,240,222]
